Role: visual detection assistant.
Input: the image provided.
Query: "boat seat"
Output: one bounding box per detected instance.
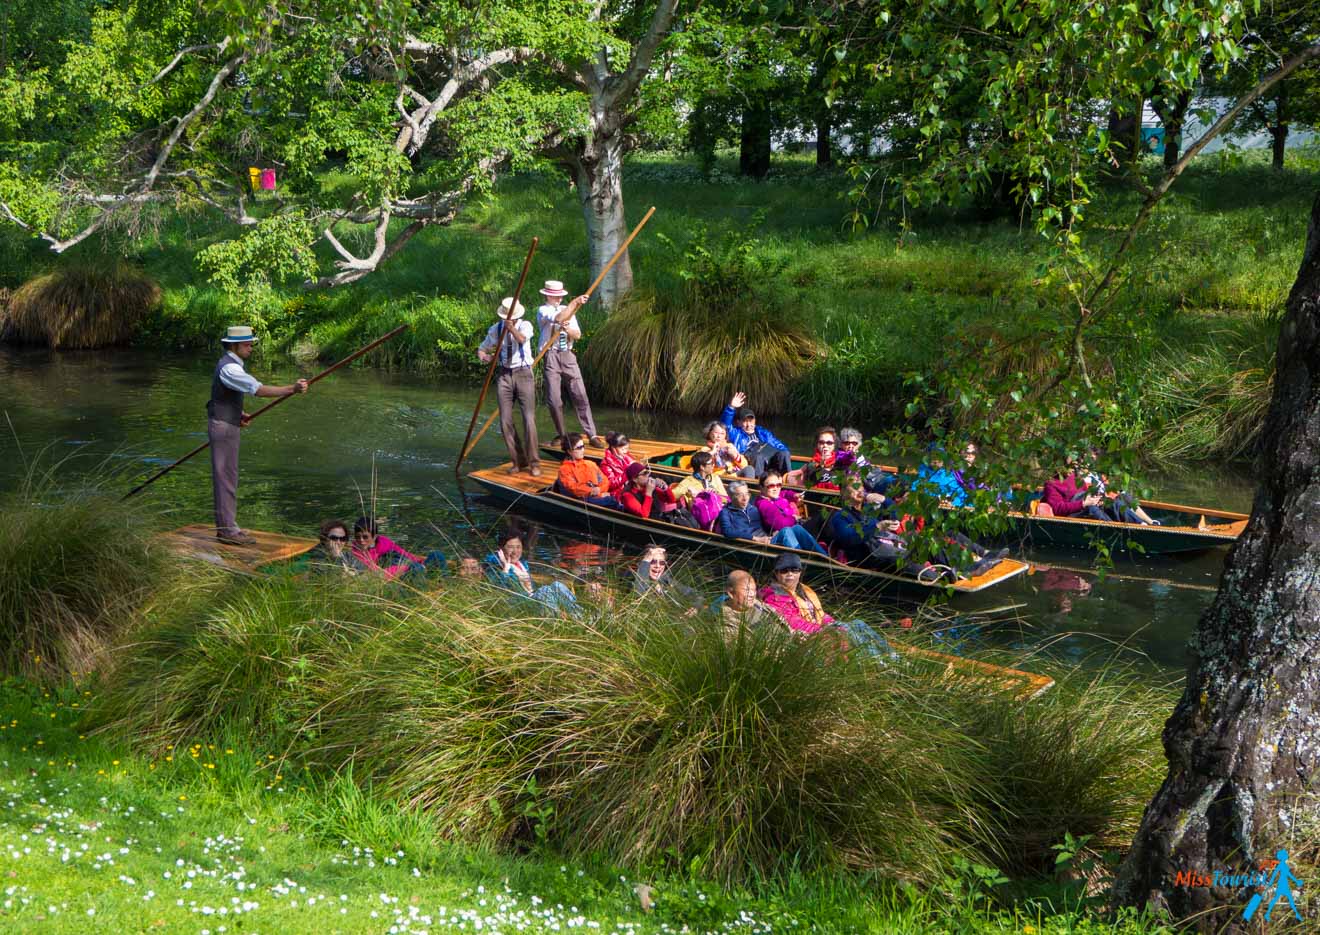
[1033,501,1054,518]
[677,454,693,471]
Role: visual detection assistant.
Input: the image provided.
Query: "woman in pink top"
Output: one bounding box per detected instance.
[600,431,636,494]
[1040,455,1104,518]
[755,471,828,554]
[351,516,445,579]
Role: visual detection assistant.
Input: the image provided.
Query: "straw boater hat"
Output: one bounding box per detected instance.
[221,325,257,344]
[497,297,526,320]
[539,280,569,297]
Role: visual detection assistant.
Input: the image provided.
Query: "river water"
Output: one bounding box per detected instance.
[0,346,1257,676]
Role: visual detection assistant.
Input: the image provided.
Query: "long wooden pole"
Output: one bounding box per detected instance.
[459,207,657,465]
[123,323,410,500]
[454,237,540,477]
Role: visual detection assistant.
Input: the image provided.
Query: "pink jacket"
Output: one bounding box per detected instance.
[756,491,802,533]
[354,534,421,579]
[601,449,635,494]
[1042,473,1088,517]
[758,583,834,635]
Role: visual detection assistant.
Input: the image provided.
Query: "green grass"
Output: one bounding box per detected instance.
[0,676,1179,934]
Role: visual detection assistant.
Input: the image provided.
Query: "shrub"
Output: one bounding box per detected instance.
[583,228,822,414]
[3,262,161,348]
[0,459,190,679]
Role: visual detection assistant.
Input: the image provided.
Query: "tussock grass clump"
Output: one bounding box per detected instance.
[0,463,189,679]
[3,263,161,349]
[90,576,1169,885]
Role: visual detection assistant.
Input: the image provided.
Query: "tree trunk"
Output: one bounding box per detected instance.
[1107,106,1141,170]
[1153,90,1191,169]
[739,102,772,179]
[815,111,832,167]
[569,131,633,311]
[1271,124,1289,171]
[1113,190,1320,930]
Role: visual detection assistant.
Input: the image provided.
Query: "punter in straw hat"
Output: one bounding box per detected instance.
[208,326,308,545]
[536,280,605,449]
[477,297,542,476]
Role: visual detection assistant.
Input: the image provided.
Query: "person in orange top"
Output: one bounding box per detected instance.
[555,433,622,508]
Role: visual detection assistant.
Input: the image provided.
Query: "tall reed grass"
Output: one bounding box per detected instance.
[3,262,161,348]
[88,573,1169,886]
[0,457,192,678]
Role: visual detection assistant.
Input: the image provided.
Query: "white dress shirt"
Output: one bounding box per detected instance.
[537,304,581,353]
[479,320,535,369]
[218,351,262,394]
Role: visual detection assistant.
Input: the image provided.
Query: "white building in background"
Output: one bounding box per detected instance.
[1140,100,1317,156]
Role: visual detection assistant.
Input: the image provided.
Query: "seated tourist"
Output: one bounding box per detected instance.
[618,463,701,527]
[1078,449,1159,525]
[718,570,776,636]
[484,526,580,615]
[305,519,368,574]
[352,516,446,579]
[720,391,791,476]
[632,546,702,614]
[838,427,898,505]
[556,433,622,507]
[825,478,1006,579]
[600,431,636,494]
[699,421,748,476]
[717,481,771,543]
[914,445,970,506]
[457,556,483,579]
[785,426,843,490]
[755,471,829,554]
[758,553,894,659]
[671,451,729,528]
[1041,453,1108,519]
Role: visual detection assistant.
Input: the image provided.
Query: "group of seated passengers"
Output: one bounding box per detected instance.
[307,517,449,579]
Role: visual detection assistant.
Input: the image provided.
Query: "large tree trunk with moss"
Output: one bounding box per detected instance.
[1271,123,1289,171]
[1113,191,1320,930]
[567,125,633,311]
[740,102,772,178]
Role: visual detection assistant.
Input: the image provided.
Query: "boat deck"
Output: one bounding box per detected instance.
[160,524,318,572]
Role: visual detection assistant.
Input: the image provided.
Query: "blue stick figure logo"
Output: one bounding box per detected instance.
[1243,848,1304,922]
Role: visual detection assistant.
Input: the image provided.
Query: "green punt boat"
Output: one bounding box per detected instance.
[467,463,1031,598]
[540,437,1249,556]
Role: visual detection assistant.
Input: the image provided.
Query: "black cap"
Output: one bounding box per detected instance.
[773,552,802,572]
[737,408,756,421]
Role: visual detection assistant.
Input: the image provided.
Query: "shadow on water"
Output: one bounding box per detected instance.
[0,345,1255,676]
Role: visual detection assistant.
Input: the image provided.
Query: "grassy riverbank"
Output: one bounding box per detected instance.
[1,149,1313,457]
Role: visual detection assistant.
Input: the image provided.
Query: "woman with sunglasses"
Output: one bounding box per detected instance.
[632,546,702,614]
[600,431,636,495]
[617,461,678,518]
[785,426,842,490]
[556,433,621,508]
[759,553,893,659]
[351,516,447,580]
[755,472,829,555]
[305,519,367,574]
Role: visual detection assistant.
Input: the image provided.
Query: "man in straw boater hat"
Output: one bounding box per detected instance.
[477,297,542,476]
[208,326,308,545]
[536,280,605,448]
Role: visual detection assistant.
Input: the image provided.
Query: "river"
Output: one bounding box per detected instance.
[0,346,1257,675]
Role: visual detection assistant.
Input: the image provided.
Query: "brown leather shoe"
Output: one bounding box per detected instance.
[528,463,543,478]
[506,464,523,476]
[588,435,607,449]
[217,531,258,547]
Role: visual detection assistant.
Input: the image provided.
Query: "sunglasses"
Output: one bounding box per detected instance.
[764,482,783,488]
[572,443,586,450]
[650,560,667,567]
[327,533,347,542]
[818,440,835,447]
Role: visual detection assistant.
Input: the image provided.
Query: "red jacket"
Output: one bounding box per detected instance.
[557,458,608,498]
[601,449,635,494]
[619,484,677,518]
[1042,473,1088,516]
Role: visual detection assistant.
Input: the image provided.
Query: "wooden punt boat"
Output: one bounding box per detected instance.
[160,524,317,572]
[467,463,1030,597]
[895,644,1054,700]
[542,437,1248,555]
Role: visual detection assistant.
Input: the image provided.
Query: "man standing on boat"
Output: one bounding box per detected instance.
[536,280,605,449]
[208,326,308,545]
[478,298,542,476]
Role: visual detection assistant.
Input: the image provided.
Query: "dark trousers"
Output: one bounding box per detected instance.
[740,443,792,477]
[497,366,540,468]
[208,418,241,536]
[544,348,596,439]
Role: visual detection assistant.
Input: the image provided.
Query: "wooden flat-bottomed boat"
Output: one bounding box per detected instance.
[160,524,318,572]
[542,437,1248,555]
[467,463,1030,597]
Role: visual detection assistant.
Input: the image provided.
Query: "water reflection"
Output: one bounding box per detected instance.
[0,346,1254,675]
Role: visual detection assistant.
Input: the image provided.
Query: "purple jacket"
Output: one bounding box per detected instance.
[756,492,802,533]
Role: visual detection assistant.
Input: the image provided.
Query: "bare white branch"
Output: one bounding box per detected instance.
[145,36,232,87]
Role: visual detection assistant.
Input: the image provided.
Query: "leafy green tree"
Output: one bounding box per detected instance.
[828,0,1320,925]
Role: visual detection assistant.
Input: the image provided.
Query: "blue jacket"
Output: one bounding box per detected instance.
[718,503,764,540]
[720,406,789,454]
[826,507,878,561]
[916,464,969,507]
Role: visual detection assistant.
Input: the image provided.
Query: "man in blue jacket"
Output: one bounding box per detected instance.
[717,482,771,542]
[720,391,792,476]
